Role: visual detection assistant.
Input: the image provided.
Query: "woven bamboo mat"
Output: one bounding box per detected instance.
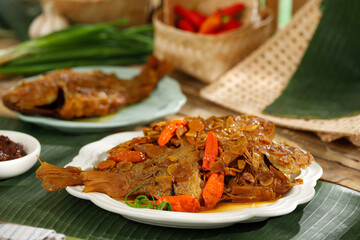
[200,0,360,146]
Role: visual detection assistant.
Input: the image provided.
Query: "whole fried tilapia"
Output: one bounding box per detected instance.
[2,56,173,119]
[37,144,203,200]
[36,115,314,206]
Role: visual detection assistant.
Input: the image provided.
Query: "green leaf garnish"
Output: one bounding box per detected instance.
[157,201,172,211]
[125,183,172,211]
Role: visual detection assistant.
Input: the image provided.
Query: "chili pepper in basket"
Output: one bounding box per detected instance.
[155,195,200,212]
[107,150,147,162]
[202,131,218,170]
[158,120,188,147]
[202,172,225,208]
[174,5,205,28]
[223,16,241,29]
[215,17,242,34]
[191,9,207,24]
[174,3,244,35]
[177,18,197,32]
[198,3,245,34]
[218,3,245,16]
[198,14,223,34]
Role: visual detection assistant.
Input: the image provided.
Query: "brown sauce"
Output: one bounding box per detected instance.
[197,199,278,213]
[0,135,27,161]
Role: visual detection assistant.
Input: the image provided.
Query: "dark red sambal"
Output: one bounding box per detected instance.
[0,135,27,161]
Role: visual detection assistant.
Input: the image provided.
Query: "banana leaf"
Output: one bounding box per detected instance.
[263,0,360,119]
[0,116,359,239]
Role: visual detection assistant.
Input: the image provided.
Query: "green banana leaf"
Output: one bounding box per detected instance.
[0,116,359,240]
[263,0,360,119]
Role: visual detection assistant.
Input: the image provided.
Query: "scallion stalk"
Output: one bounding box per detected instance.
[7,47,151,66]
[0,19,154,74]
[0,56,148,74]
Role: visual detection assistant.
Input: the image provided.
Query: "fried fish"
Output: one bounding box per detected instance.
[2,56,173,119]
[36,115,314,209]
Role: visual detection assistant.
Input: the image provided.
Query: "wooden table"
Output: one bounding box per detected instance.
[0,38,359,192]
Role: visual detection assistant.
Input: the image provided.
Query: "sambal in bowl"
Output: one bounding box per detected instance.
[0,130,41,179]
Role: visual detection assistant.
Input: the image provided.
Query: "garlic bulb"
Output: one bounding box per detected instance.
[28,1,69,38]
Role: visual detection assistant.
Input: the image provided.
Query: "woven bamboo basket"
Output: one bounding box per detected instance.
[200,0,360,146]
[43,0,151,25]
[162,0,261,26]
[153,0,274,83]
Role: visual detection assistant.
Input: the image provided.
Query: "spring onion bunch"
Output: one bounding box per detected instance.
[0,19,154,74]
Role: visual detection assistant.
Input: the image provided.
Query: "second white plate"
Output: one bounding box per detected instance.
[13,66,186,133]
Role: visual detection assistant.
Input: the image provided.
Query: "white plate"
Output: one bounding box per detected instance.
[66,131,323,229]
[13,66,186,133]
[0,130,41,179]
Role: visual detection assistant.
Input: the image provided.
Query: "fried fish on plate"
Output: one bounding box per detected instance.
[36,115,314,211]
[2,56,173,119]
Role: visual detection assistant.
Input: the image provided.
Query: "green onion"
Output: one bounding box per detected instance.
[7,47,150,66]
[0,56,148,74]
[0,19,154,74]
[125,183,172,211]
[157,201,172,211]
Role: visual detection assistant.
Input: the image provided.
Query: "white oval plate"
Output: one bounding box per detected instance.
[13,66,186,133]
[66,131,323,229]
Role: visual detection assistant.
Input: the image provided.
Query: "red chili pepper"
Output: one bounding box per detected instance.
[174,5,205,28]
[177,18,196,32]
[219,3,245,16]
[155,195,200,212]
[107,150,146,162]
[191,9,206,23]
[158,120,188,147]
[198,14,222,34]
[215,17,242,34]
[202,131,218,170]
[223,17,241,29]
[202,172,224,208]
